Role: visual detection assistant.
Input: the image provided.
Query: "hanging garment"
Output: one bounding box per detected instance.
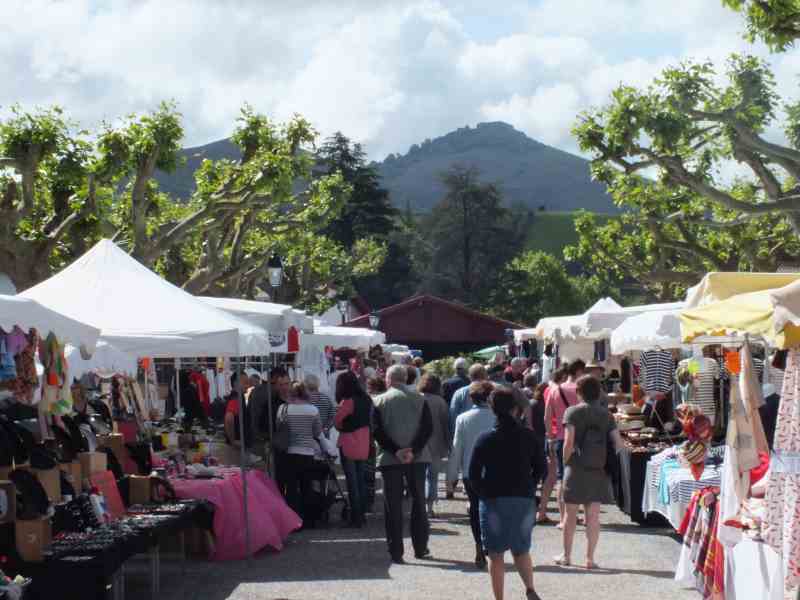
[190,371,210,416]
[620,357,632,393]
[764,349,800,594]
[678,357,719,425]
[593,340,607,362]
[641,350,675,394]
[541,354,556,384]
[5,326,28,356]
[0,338,17,381]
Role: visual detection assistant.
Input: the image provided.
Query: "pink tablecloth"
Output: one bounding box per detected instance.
[171,468,301,561]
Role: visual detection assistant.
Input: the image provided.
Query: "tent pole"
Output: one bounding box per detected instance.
[175,357,181,417]
[235,342,252,564]
[266,354,274,478]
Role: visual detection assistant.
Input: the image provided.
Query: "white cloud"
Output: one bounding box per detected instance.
[1,0,799,163]
[480,84,582,148]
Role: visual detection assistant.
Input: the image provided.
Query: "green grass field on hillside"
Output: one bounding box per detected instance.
[525,211,615,258]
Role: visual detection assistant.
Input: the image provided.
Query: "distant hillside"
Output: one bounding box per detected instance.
[155,139,241,199]
[156,121,616,213]
[374,122,617,213]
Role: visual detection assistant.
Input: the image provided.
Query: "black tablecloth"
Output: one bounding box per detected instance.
[14,500,213,600]
[616,446,663,525]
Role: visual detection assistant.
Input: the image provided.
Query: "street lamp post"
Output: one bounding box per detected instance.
[369,311,380,329]
[267,253,283,291]
[337,299,349,325]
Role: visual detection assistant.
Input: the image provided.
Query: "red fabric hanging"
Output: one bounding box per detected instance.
[287,327,300,353]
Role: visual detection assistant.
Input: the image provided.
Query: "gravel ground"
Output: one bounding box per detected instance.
[121,476,699,600]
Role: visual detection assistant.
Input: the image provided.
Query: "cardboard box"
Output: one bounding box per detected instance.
[59,461,83,491]
[31,468,60,503]
[0,481,16,524]
[15,516,51,562]
[98,433,126,467]
[79,452,107,480]
[128,475,152,505]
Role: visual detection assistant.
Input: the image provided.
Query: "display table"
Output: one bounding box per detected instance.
[725,538,785,600]
[170,468,300,561]
[616,445,663,524]
[642,447,724,529]
[18,501,211,600]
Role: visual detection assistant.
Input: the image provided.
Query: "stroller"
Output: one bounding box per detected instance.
[306,452,351,527]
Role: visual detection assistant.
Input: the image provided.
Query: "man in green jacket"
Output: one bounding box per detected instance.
[373,364,433,564]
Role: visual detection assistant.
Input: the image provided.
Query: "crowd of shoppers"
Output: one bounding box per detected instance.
[220,351,620,600]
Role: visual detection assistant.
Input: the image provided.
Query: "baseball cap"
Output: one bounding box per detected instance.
[454,357,470,371]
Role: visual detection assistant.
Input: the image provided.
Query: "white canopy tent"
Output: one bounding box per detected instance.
[610,306,685,355]
[303,322,385,351]
[0,294,100,353]
[21,240,270,357]
[289,309,314,333]
[21,239,267,559]
[64,341,139,380]
[199,297,291,334]
[564,297,625,340]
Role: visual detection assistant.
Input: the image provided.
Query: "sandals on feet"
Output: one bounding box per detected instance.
[586,560,600,570]
[553,554,571,567]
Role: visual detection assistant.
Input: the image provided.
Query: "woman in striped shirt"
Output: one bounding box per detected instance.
[282,382,322,524]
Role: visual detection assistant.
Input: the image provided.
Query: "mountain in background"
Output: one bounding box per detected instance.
[155,121,616,213]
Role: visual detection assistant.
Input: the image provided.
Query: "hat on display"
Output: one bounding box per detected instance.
[244,368,261,380]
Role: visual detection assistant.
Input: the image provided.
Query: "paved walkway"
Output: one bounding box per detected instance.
[132,484,698,600]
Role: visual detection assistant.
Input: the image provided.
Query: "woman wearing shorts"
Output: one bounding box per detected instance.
[543,361,583,528]
[468,387,546,600]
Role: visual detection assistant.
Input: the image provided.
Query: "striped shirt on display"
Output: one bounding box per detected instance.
[641,350,675,394]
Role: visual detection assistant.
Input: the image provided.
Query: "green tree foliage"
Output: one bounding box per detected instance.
[0,104,384,309]
[317,132,396,247]
[488,250,616,326]
[316,132,408,308]
[570,55,800,298]
[723,0,800,50]
[419,165,531,307]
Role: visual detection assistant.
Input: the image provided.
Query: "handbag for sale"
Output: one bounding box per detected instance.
[272,404,290,452]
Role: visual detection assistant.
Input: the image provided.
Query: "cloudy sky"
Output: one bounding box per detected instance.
[3,0,800,160]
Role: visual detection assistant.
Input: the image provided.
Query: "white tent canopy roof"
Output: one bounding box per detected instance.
[21,240,270,357]
[610,307,685,355]
[0,294,100,352]
[289,309,314,333]
[303,322,385,350]
[516,300,686,345]
[65,341,138,379]
[199,297,291,333]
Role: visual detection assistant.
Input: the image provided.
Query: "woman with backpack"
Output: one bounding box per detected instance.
[555,375,623,569]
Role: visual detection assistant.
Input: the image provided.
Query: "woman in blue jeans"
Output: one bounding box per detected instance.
[468,387,546,600]
[335,371,372,527]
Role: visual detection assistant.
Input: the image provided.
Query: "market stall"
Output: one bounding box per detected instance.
[19,240,295,571]
[676,276,800,599]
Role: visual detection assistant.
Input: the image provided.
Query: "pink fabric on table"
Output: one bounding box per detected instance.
[171,468,301,561]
